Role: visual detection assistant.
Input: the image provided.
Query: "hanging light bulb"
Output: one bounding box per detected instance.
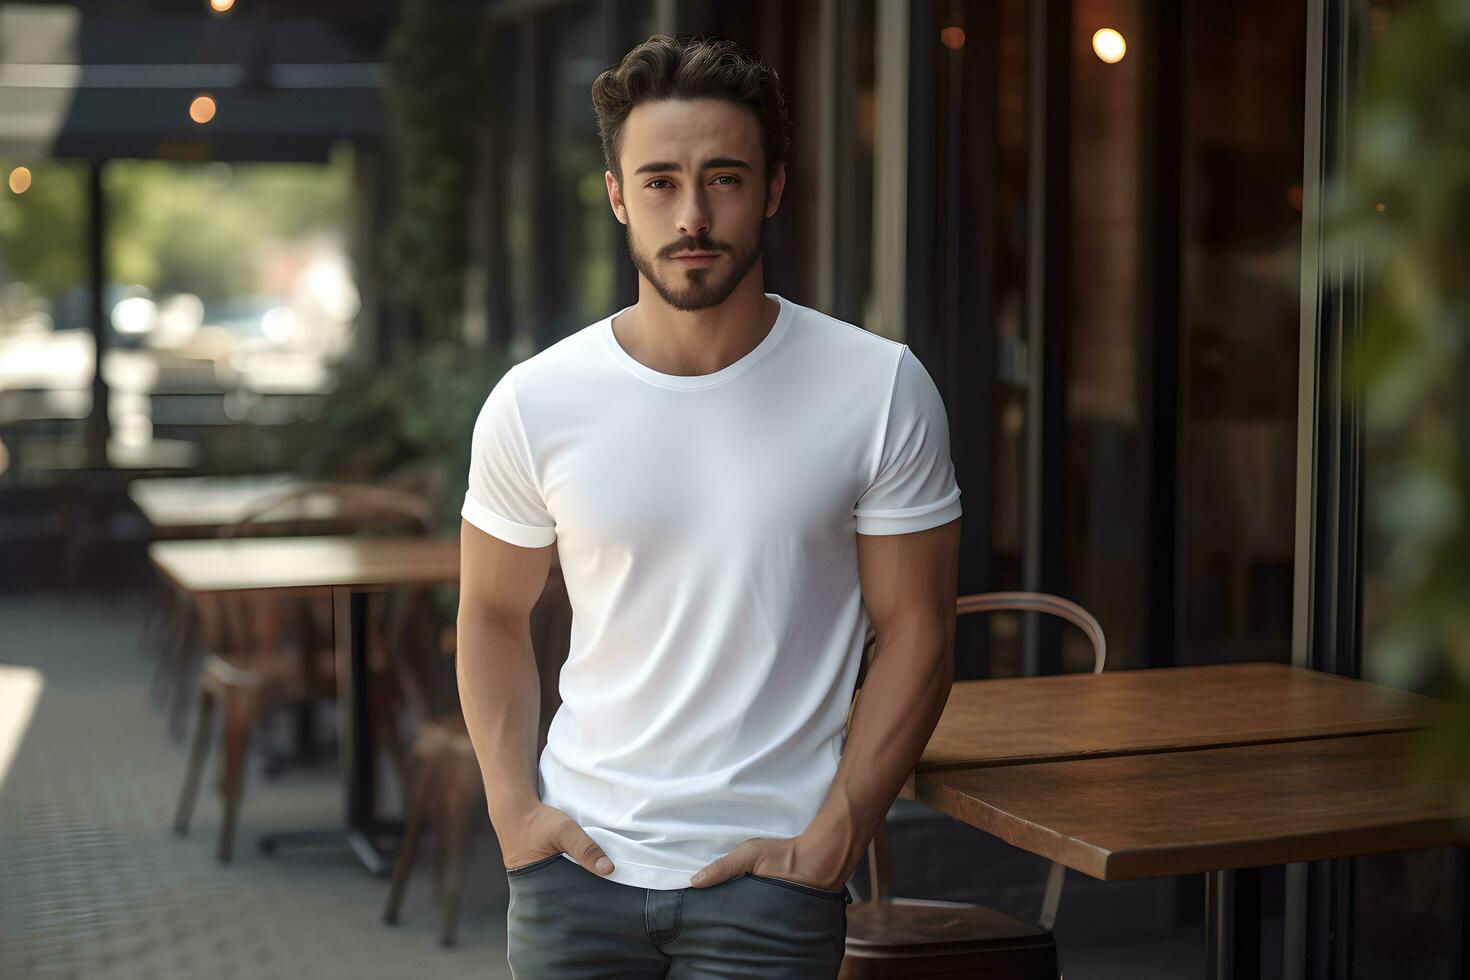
[1092,28,1127,64]
[190,95,217,124]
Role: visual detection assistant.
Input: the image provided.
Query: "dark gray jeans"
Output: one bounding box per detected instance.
[505,853,850,979]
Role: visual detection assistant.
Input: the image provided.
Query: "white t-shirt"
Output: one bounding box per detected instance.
[461,291,962,890]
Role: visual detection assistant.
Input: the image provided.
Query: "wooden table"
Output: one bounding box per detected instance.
[129,474,293,662]
[129,474,389,539]
[904,663,1458,979]
[149,535,460,875]
[133,474,440,739]
[130,473,297,537]
[913,661,1435,775]
[918,732,1460,879]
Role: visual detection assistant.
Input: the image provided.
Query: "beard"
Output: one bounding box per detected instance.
[624,212,765,312]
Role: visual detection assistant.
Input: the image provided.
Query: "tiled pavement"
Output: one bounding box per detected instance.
[0,590,515,980]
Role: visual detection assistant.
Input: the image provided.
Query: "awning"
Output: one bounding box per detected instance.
[0,3,387,163]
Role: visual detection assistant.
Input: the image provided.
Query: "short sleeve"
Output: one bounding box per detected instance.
[461,368,557,547]
[853,346,963,535]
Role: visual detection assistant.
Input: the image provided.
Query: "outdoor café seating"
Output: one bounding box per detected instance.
[839,593,1105,979]
[169,481,439,862]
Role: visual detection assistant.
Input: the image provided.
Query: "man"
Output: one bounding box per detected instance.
[458,32,961,979]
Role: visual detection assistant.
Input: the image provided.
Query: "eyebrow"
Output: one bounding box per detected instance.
[632,157,753,176]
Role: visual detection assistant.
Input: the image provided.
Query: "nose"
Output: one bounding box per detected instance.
[676,187,712,239]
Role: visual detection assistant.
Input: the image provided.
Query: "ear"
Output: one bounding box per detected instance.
[606,170,628,225]
[764,160,787,218]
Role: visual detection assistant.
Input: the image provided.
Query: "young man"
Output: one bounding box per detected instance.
[458,33,962,979]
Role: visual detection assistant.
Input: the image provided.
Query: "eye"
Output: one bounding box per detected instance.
[713,175,739,185]
[647,178,672,189]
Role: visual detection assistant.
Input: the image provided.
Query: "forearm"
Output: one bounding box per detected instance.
[456,608,543,824]
[805,623,954,868]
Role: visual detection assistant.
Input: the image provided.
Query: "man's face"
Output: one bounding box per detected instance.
[606,97,785,312]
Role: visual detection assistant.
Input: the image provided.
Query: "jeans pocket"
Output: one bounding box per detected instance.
[505,852,565,877]
[744,872,850,902]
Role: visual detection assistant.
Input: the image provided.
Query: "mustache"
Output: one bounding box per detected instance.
[664,245,725,257]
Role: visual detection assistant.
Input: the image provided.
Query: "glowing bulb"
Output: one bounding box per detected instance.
[8,167,31,194]
[939,26,966,50]
[210,0,235,11]
[189,95,217,124]
[1092,28,1126,64]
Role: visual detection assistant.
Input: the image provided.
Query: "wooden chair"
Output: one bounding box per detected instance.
[383,563,573,947]
[171,480,436,862]
[838,591,1106,980]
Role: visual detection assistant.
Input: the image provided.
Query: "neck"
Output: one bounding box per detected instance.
[614,278,779,377]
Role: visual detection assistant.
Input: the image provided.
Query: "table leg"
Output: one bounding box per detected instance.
[259,587,402,875]
[1455,846,1469,980]
[148,586,189,706]
[1206,866,1261,980]
[163,601,202,743]
[337,587,393,874]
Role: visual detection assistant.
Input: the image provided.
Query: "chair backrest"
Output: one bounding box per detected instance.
[851,590,1106,919]
[218,480,436,541]
[374,585,453,722]
[854,591,1105,690]
[954,591,1106,674]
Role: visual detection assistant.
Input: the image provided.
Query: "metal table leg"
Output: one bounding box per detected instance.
[1206,866,1261,980]
[1455,847,1469,980]
[338,587,393,873]
[260,586,401,875]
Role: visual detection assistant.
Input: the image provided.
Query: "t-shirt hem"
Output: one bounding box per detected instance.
[853,491,963,535]
[578,853,701,891]
[461,495,556,548]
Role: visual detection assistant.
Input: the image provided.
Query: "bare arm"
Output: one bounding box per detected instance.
[456,518,552,824]
[804,517,960,879]
[456,519,614,874]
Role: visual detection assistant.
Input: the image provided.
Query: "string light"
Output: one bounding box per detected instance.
[189,95,217,124]
[1092,28,1127,64]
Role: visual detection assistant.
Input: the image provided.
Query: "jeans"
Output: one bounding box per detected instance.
[505,853,850,979]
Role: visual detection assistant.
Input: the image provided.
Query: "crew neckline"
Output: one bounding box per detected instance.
[600,292,793,391]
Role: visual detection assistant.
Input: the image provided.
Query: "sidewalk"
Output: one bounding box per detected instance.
[0,589,514,980]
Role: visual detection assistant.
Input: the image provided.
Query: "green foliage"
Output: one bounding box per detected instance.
[0,161,88,304]
[291,339,514,630]
[105,156,352,302]
[1327,0,1470,808]
[297,0,506,623]
[378,0,491,346]
[0,155,352,311]
[293,340,513,539]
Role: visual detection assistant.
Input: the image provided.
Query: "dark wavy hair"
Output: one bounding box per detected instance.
[590,33,791,190]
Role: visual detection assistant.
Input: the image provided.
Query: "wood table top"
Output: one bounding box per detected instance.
[914,731,1467,881]
[148,535,460,596]
[916,663,1435,772]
